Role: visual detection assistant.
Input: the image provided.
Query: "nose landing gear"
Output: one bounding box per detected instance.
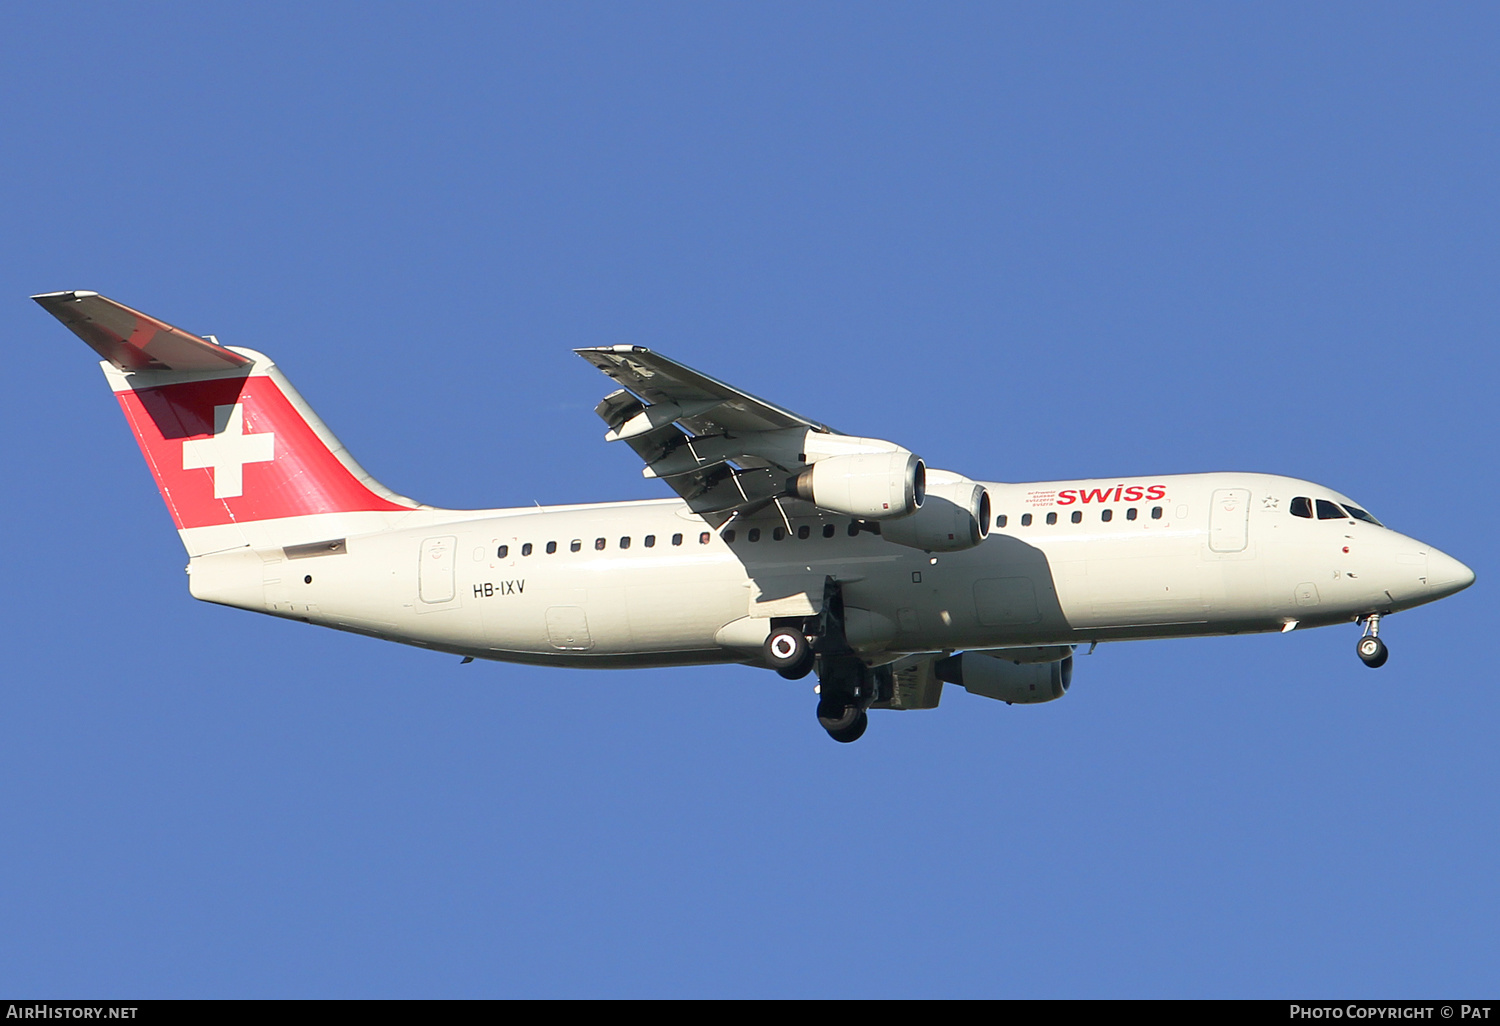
[1357,613,1389,668]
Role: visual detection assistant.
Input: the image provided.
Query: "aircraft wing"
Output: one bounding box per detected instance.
[576,346,891,526]
[575,346,834,437]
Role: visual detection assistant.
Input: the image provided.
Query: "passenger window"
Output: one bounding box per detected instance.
[699,532,711,545]
[619,536,631,549]
[672,533,683,546]
[1290,496,1313,518]
[1344,504,1382,526]
[723,529,737,543]
[1101,509,1112,522]
[595,538,606,551]
[521,543,533,556]
[820,524,833,538]
[497,545,509,558]
[644,535,656,548]
[545,541,557,554]
[996,515,1007,528]
[1151,507,1162,520]
[1046,512,1058,525]
[1071,510,1082,524]
[1126,508,1137,521]
[1021,513,1033,526]
[748,528,761,542]
[1316,499,1345,520]
[798,525,810,539]
[570,540,581,552]
[772,527,785,541]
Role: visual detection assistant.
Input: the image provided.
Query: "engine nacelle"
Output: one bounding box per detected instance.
[933,650,1073,704]
[880,472,991,552]
[793,451,925,521]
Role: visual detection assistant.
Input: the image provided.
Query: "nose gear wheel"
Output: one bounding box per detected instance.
[1357,614,1389,668]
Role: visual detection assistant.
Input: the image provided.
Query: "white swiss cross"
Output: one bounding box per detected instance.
[181,402,276,499]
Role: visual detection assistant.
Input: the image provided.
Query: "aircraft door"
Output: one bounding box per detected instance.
[546,606,593,650]
[1209,488,1250,553]
[419,535,457,603]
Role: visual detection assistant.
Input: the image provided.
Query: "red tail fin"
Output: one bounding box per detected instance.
[37,291,420,546]
[113,368,414,530]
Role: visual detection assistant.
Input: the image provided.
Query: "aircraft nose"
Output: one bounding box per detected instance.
[1427,548,1476,598]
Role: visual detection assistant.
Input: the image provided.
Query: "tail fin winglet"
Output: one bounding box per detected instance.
[33,291,251,372]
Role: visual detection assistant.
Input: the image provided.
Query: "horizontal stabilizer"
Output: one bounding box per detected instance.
[33,291,252,372]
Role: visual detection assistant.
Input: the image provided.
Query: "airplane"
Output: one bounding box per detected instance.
[35,290,1476,743]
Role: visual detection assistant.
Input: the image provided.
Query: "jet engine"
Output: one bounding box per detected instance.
[880,471,991,552]
[793,451,925,521]
[933,649,1073,704]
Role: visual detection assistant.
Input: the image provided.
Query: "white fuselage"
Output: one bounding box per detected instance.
[185,471,1467,668]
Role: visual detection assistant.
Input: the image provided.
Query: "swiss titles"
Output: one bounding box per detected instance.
[1056,484,1167,506]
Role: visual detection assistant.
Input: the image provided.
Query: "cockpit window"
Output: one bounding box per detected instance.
[1343,504,1382,526]
[1290,496,1313,518]
[1315,499,1346,520]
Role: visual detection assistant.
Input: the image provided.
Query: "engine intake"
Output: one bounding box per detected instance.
[881,472,991,552]
[793,451,924,521]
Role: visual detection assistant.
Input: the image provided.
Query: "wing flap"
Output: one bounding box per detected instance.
[871,654,945,711]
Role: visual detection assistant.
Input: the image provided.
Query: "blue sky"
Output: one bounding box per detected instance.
[1,3,1494,997]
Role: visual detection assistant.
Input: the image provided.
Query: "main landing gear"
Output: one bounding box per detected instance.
[1357,613,1389,668]
[806,576,877,743]
[765,577,896,743]
[764,625,816,680]
[816,662,870,743]
[761,592,870,741]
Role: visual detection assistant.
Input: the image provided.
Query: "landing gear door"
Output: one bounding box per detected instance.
[748,575,824,618]
[1209,488,1250,553]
